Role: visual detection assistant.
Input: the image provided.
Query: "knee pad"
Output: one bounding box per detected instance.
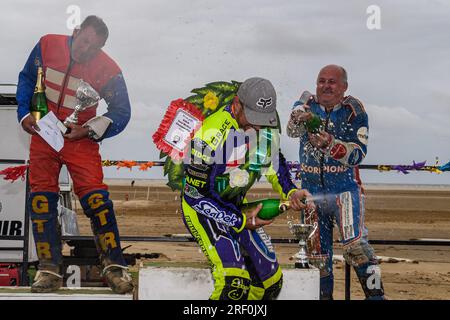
[358,264,385,299]
[343,240,376,267]
[80,189,113,218]
[215,276,251,300]
[210,267,251,301]
[30,191,59,220]
[79,190,125,266]
[344,242,385,299]
[80,190,118,231]
[29,192,62,266]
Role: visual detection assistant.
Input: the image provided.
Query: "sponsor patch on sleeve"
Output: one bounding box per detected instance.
[347,148,364,166]
[330,143,347,160]
[184,184,204,199]
[357,127,368,145]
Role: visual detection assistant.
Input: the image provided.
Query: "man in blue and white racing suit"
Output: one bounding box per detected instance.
[287,65,385,300]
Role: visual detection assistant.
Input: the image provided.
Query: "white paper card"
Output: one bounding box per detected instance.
[163,109,200,152]
[36,111,65,152]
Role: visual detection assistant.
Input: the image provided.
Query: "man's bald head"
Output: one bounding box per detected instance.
[318,64,348,84]
[316,64,348,109]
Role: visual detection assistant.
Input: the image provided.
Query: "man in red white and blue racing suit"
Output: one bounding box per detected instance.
[287,65,385,300]
[16,16,133,293]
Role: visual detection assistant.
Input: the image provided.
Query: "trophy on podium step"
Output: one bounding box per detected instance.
[288,202,326,269]
[289,222,316,268]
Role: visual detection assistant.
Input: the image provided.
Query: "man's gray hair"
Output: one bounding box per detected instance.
[318,64,348,84]
[340,66,348,84]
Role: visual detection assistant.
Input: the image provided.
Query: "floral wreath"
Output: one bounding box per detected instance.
[153,81,242,191]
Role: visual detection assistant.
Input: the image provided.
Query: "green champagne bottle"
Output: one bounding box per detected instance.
[241,198,290,220]
[30,66,48,121]
[304,112,321,133]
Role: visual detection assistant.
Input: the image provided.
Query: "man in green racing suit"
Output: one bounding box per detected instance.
[181,77,314,300]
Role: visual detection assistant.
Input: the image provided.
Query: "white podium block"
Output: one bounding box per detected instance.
[138,266,319,300]
[278,269,320,300]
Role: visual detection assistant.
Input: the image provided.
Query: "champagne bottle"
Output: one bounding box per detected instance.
[305,113,321,133]
[241,198,290,220]
[30,66,48,121]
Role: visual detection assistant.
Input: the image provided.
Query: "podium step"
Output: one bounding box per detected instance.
[0,287,133,300]
[138,265,320,300]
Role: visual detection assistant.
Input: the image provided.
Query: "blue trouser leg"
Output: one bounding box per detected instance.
[335,189,385,299]
[29,192,62,271]
[80,190,126,267]
[237,228,283,300]
[308,187,385,300]
[353,261,385,299]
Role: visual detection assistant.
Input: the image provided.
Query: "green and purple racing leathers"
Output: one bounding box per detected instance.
[182,105,298,300]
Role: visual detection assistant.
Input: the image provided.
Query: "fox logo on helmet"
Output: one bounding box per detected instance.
[256,97,273,109]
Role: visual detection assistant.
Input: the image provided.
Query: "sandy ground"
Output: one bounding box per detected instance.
[71,181,450,300]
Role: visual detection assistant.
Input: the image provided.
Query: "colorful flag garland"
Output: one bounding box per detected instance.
[1,159,449,183]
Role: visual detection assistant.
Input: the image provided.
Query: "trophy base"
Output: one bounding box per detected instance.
[295,261,310,269]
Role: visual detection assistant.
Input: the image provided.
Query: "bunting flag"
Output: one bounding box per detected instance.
[438,161,450,172]
[101,160,164,170]
[0,165,28,182]
[287,160,450,176]
[1,159,449,183]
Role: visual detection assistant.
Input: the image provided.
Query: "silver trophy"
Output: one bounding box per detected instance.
[288,206,318,269]
[63,79,100,130]
[289,222,316,268]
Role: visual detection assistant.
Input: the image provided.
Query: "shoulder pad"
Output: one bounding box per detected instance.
[342,95,366,121]
[197,110,234,150]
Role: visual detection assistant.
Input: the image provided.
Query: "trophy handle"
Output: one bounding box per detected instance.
[307,222,318,240]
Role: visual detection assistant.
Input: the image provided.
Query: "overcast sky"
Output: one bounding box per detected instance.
[1,0,450,184]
